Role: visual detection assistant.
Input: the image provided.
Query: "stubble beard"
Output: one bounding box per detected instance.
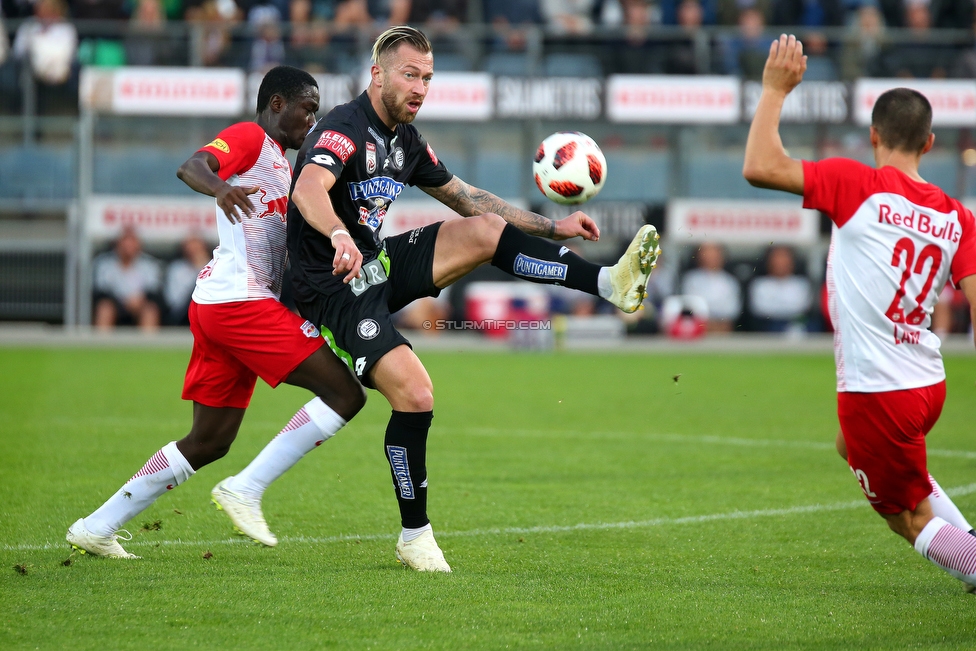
[381,85,417,125]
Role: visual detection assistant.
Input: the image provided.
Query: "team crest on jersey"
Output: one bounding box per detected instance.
[300,320,320,339]
[255,189,288,223]
[365,142,377,174]
[357,318,380,340]
[390,147,405,171]
[358,204,387,231]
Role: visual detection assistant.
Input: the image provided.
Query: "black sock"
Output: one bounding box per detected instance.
[384,410,433,529]
[491,224,600,295]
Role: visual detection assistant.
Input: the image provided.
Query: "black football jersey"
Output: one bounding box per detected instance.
[287,91,453,299]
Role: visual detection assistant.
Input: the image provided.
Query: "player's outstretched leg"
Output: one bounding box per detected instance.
[489,222,661,313]
[213,347,366,546]
[67,440,197,559]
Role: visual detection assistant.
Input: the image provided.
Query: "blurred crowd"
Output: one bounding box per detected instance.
[1,0,974,95]
[90,229,972,338]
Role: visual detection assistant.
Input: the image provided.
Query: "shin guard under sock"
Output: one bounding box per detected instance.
[384,410,433,529]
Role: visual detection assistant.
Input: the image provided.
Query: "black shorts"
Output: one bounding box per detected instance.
[296,222,442,389]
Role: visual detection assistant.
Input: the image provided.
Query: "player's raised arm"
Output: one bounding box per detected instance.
[292,163,363,283]
[177,151,260,224]
[742,34,808,195]
[419,176,599,242]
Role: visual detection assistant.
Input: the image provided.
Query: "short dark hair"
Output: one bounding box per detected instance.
[371,26,432,66]
[256,65,317,114]
[871,88,932,154]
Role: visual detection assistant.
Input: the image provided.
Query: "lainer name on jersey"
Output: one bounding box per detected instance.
[878,203,961,243]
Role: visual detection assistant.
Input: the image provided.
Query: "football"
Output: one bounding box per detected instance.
[532,132,608,205]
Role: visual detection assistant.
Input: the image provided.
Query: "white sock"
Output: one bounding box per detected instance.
[927,474,973,531]
[597,268,612,299]
[84,441,194,537]
[401,522,432,543]
[225,397,346,499]
[914,517,976,584]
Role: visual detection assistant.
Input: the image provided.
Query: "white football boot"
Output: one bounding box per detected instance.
[395,530,452,572]
[606,224,661,314]
[66,518,140,559]
[211,478,278,547]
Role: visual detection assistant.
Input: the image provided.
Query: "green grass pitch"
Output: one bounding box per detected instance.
[1,347,975,650]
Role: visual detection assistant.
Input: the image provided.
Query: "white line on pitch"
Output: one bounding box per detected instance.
[458,427,976,460]
[7,483,976,554]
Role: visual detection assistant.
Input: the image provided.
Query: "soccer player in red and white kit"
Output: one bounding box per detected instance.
[66,66,365,558]
[744,35,976,591]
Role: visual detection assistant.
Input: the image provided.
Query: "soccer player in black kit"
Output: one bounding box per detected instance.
[236,26,660,571]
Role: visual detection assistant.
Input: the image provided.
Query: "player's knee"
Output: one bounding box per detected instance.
[330,382,367,421]
[400,384,434,412]
[472,213,507,257]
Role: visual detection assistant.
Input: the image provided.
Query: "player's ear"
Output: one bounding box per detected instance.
[868,126,880,150]
[370,63,383,88]
[269,93,285,114]
[920,132,935,156]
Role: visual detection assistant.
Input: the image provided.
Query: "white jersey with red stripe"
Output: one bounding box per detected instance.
[803,158,976,393]
[191,121,292,304]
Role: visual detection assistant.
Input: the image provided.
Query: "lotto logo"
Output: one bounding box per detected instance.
[426,143,438,166]
[315,131,356,163]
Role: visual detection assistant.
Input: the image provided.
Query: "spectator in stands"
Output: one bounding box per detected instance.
[681,241,742,333]
[953,10,976,77]
[657,0,707,74]
[184,0,240,67]
[12,0,77,86]
[748,245,812,332]
[484,0,543,53]
[715,0,768,25]
[720,7,769,79]
[542,0,599,34]
[610,0,657,74]
[874,0,954,78]
[841,4,885,80]
[249,5,285,72]
[93,227,162,332]
[880,0,973,29]
[797,30,838,80]
[164,235,211,326]
[70,0,127,20]
[125,0,183,66]
[660,0,717,24]
[769,0,844,27]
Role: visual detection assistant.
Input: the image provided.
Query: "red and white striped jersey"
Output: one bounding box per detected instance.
[192,122,291,304]
[803,158,976,393]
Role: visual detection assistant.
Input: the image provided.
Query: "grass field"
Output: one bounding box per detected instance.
[1,346,975,650]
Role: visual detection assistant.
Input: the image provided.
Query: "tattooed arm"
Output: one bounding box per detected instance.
[420,176,599,242]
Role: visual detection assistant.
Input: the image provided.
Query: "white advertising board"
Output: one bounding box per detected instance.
[111,67,246,116]
[86,195,217,242]
[854,79,976,127]
[668,199,820,244]
[606,75,740,123]
[414,73,494,121]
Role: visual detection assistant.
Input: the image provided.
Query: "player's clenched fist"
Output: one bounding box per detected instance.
[215,184,260,223]
[763,34,807,96]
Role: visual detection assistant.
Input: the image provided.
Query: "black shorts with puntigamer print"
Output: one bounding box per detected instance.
[295,222,442,389]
